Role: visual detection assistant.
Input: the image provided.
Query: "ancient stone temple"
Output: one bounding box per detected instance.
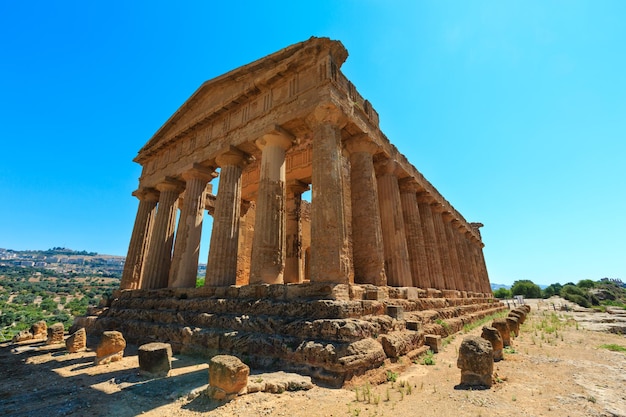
[96,37,502,386]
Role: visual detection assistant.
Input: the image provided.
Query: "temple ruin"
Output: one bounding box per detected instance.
[93,37,503,386]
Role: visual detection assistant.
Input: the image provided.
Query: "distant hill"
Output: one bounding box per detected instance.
[491,283,510,290]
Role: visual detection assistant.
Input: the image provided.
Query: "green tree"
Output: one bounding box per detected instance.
[511,280,542,298]
[542,283,563,298]
[493,288,512,299]
[577,279,596,289]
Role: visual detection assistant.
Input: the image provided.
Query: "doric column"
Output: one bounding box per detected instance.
[168,165,216,288]
[284,180,309,284]
[417,194,445,289]
[345,135,386,286]
[375,158,412,287]
[470,223,490,294]
[307,106,351,284]
[142,178,184,289]
[442,212,463,292]
[452,221,471,292]
[399,179,430,289]
[120,188,159,290]
[464,233,481,292]
[249,128,293,284]
[431,203,456,290]
[236,200,255,285]
[206,149,248,286]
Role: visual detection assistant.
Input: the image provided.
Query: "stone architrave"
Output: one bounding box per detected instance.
[249,128,293,284]
[206,149,247,286]
[284,180,309,283]
[417,194,445,289]
[142,179,184,289]
[374,158,412,287]
[399,178,431,289]
[431,203,456,290]
[169,165,216,288]
[120,188,159,290]
[345,135,386,286]
[307,105,351,284]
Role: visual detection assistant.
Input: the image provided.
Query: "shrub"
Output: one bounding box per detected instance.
[493,288,512,299]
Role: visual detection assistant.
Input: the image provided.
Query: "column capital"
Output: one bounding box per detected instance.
[305,103,348,129]
[344,134,379,155]
[133,188,160,202]
[374,157,401,177]
[182,164,218,182]
[416,192,436,204]
[442,211,456,222]
[155,177,185,193]
[430,202,445,214]
[216,146,252,168]
[256,125,295,151]
[286,179,310,196]
[398,177,423,194]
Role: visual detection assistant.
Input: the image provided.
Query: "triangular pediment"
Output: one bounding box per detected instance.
[135,37,347,164]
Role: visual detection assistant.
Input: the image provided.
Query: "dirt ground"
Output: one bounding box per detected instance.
[1,298,625,417]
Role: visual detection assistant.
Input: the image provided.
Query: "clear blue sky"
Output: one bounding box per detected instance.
[1,1,624,286]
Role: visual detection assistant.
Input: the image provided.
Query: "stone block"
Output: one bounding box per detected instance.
[46,323,65,345]
[480,326,503,362]
[95,330,126,365]
[406,320,420,331]
[491,318,511,347]
[30,321,47,339]
[386,305,404,320]
[365,289,385,301]
[66,328,87,353]
[457,336,493,387]
[427,288,442,298]
[406,287,420,300]
[12,330,33,343]
[139,342,172,377]
[425,334,442,353]
[207,355,249,400]
[506,316,519,337]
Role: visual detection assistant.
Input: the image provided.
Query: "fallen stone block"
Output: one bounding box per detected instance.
[491,318,512,347]
[480,326,503,361]
[207,355,249,400]
[31,321,48,339]
[457,336,493,388]
[12,330,33,343]
[95,331,126,365]
[46,323,65,345]
[66,328,86,353]
[425,334,442,353]
[138,342,172,377]
[506,316,520,337]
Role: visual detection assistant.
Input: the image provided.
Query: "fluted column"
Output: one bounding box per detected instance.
[120,188,159,290]
[452,221,471,292]
[470,223,490,294]
[284,180,309,284]
[168,165,215,288]
[431,203,456,290]
[142,179,184,289]
[399,179,431,289]
[417,194,444,289]
[345,135,386,286]
[307,106,351,284]
[249,128,292,284]
[465,233,481,292]
[442,212,463,292]
[206,149,247,286]
[375,158,412,287]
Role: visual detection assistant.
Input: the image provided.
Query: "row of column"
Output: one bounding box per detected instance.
[121,116,490,293]
[345,134,491,293]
